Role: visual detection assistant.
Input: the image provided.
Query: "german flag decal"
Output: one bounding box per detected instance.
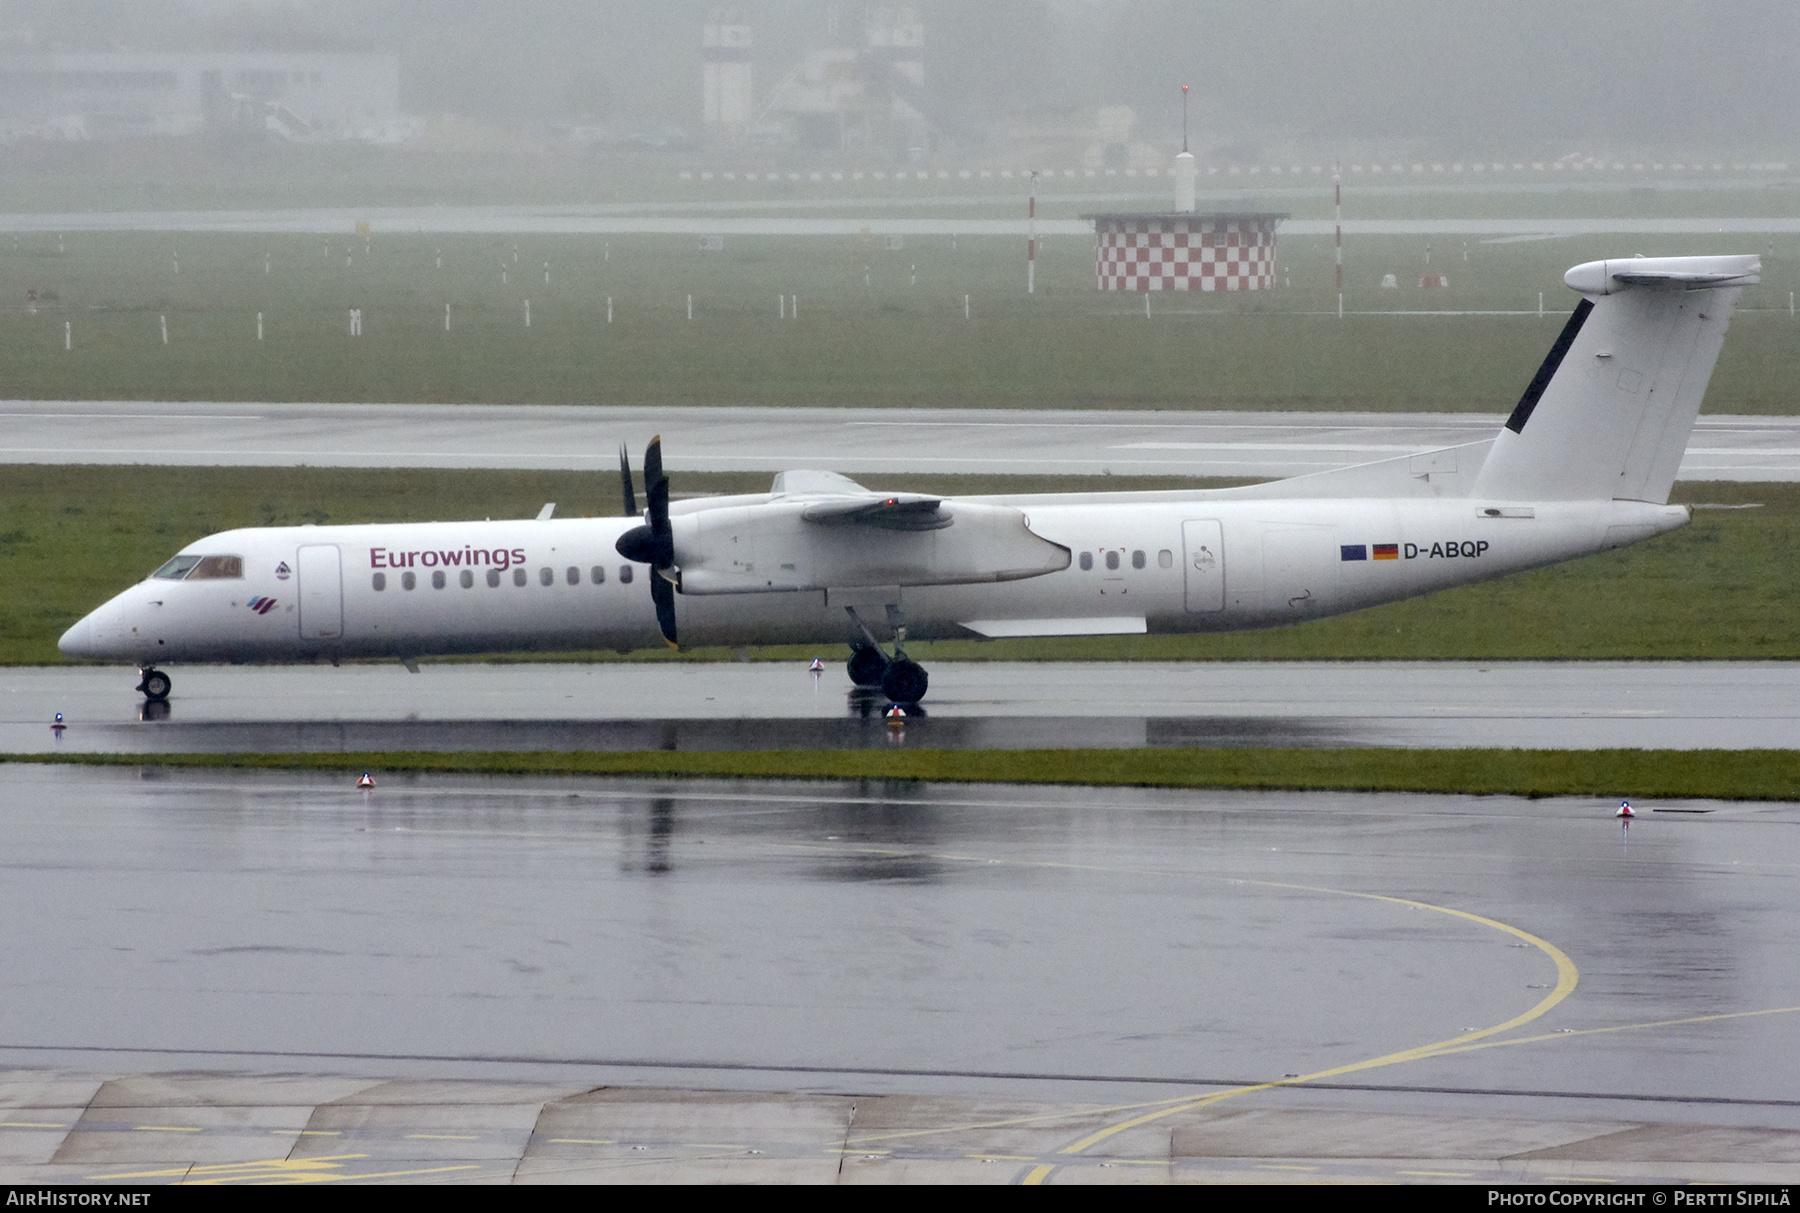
[1373,544,1400,560]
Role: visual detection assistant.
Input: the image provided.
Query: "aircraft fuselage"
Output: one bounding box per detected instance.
[58,494,1687,665]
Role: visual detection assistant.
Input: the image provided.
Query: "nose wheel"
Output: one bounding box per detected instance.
[137,667,172,702]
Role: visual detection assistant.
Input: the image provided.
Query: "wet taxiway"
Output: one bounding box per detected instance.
[5,401,1800,481]
[5,660,1798,754]
[1,764,1797,1184]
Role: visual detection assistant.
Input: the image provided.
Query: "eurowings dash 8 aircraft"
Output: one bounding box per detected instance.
[60,254,1756,706]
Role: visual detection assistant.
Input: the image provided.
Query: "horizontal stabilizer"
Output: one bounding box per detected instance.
[1564,256,1761,295]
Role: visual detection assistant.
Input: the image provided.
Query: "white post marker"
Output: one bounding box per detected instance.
[445,303,451,331]
[1334,161,1343,320]
[1539,291,1545,317]
[544,261,550,285]
[264,253,271,275]
[964,294,970,319]
[607,297,613,323]
[172,252,179,275]
[524,299,531,327]
[257,312,264,341]
[1027,171,1037,294]
[779,294,785,320]
[160,314,168,345]
[436,248,442,270]
[1145,292,1151,319]
[791,294,797,320]
[64,321,71,350]
[687,294,693,320]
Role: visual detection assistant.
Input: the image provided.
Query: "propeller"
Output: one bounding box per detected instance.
[615,436,678,647]
[618,444,637,517]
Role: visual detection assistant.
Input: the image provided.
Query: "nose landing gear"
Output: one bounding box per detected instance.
[137,667,172,702]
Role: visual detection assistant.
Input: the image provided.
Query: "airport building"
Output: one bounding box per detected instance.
[701,5,934,153]
[0,51,400,142]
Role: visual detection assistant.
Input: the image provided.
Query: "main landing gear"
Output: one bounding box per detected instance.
[844,609,928,706]
[137,667,172,702]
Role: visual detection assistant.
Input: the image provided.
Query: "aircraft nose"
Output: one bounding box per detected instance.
[58,616,94,657]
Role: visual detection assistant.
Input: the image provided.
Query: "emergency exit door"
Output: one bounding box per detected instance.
[1182,520,1225,612]
[297,544,343,640]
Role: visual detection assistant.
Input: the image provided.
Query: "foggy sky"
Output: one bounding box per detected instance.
[5,0,1796,151]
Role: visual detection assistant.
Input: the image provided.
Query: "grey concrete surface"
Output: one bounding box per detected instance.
[4,203,1800,237]
[6,661,1799,754]
[5,401,1799,480]
[0,764,1797,1184]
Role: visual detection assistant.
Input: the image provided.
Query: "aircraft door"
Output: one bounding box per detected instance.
[296,544,343,640]
[1182,520,1225,613]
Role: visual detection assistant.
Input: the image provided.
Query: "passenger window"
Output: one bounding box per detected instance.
[460,569,473,588]
[431,570,445,589]
[620,565,634,584]
[1158,549,1173,568]
[1079,552,1093,571]
[186,555,244,579]
[566,566,579,586]
[540,567,554,587]
[486,569,501,588]
[1105,551,1120,570]
[591,565,605,584]
[1131,549,1146,569]
[372,572,386,591]
[513,567,527,587]
[401,571,416,590]
[152,555,202,580]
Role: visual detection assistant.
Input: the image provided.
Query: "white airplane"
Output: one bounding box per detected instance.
[60,254,1757,706]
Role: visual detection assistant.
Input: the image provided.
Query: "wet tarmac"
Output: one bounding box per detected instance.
[6,661,1798,754]
[5,401,1798,480]
[1,763,1798,1184]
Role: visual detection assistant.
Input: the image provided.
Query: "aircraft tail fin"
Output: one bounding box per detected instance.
[1470,255,1759,504]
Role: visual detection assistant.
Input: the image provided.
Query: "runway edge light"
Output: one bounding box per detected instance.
[357,773,375,789]
[1615,800,1635,819]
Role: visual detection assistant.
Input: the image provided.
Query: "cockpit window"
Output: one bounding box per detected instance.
[150,555,243,580]
[187,556,243,579]
[151,555,202,580]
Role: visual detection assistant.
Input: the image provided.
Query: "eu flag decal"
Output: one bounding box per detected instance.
[1340,545,1368,561]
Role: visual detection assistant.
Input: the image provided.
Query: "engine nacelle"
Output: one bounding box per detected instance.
[673,500,1070,595]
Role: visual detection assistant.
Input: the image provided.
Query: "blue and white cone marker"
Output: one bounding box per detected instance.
[1615,800,1635,819]
[357,773,375,789]
[809,658,824,672]
[885,704,907,725]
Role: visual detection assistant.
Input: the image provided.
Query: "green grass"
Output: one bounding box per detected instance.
[6,226,1800,411]
[8,746,1798,801]
[3,464,1795,665]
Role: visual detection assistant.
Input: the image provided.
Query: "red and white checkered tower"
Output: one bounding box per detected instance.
[1087,86,1284,294]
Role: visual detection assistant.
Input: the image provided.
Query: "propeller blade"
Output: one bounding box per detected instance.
[619,445,637,517]
[650,572,678,647]
[643,434,664,493]
[646,475,673,564]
